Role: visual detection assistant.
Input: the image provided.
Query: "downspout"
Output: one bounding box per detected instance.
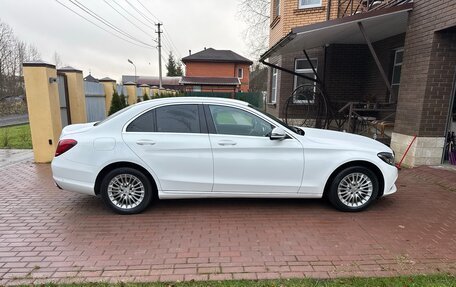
[323,0,332,94]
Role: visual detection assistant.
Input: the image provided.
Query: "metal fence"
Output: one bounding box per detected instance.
[84,81,106,122]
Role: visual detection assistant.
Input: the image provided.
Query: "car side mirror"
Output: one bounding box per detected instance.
[270,127,287,140]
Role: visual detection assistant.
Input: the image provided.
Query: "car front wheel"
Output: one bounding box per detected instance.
[328,166,379,212]
[100,167,153,214]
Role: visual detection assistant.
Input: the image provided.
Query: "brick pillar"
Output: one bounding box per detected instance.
[58,66,87,124]
[99,77,116,115]
[140,84,150,99]
[124,82,137,105]
[23,62,62,163]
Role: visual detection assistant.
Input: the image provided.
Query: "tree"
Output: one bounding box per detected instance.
[166,52,183,76]
[53,52,62,68]
[0,20,40,101]
[143,92,150,101]
[108,90,123,115]
[237,0,270,58]
[119,93,127,108]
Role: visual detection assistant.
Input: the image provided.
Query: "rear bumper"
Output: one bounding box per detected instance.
[51,157,97,196]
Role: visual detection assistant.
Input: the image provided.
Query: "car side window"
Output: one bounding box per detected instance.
[156,104,200,133]
[208,105,273,137]
[126,109,155,132]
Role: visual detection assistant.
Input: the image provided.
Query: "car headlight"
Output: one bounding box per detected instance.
[378,152,395,166]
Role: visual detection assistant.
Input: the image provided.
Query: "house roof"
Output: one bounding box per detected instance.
[260,3,413,61]
[83,74,99,83]
[180,76,241,86]
[182,48,253,65]
[137,76,182,86]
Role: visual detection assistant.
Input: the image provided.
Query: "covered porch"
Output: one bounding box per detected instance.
[260,4,413,143]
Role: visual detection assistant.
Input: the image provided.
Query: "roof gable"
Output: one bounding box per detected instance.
[182,48,253,64]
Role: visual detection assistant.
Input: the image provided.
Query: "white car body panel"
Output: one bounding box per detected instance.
[51,97,398,202]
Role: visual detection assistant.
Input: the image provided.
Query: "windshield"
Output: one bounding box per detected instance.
[94,105,135,126]
[249,105,303,135]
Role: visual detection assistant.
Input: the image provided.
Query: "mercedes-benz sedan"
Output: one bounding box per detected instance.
[51,97,398,214]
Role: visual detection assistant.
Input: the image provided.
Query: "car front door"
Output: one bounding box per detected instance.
[122,104,213,192]
[205,104,304,194]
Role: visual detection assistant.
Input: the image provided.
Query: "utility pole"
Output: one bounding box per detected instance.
[156,22,163,96]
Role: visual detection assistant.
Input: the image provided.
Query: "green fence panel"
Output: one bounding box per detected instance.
[234,92,264,109]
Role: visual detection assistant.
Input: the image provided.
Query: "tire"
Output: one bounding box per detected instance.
[328,166,379,212]
[100,167,153,214]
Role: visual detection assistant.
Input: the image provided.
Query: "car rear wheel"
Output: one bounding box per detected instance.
[100,167,153,214]
[328,166,379,212]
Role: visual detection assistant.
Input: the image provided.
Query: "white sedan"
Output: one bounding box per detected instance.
[51,97,398,214]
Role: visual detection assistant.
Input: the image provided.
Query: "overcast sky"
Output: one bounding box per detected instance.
[0,0,250,81]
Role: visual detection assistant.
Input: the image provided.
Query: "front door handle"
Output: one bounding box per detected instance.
[218,140,237,146]
[136,139,156,146]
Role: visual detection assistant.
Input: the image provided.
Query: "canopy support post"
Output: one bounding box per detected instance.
[358,21,396,99]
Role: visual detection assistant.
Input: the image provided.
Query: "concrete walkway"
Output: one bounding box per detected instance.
[0,149,33,168]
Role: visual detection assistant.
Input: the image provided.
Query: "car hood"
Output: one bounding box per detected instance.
[296,127,392,153]
[60,122,96,138]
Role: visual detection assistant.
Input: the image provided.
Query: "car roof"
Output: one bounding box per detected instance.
[137,96,249,107]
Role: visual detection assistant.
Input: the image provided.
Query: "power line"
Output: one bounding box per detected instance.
[54,0,152,49]
[111,0,155,30]
[136,0,161,23]
[103,0,155,38]
[69,0,156,48]
[125,0,157,26]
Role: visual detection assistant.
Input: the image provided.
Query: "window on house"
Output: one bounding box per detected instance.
[390,48,404,103]
[192,85,202,92]
[237,68,243,79]
[273,0,280,18]
[271,68,278,104]
[294,58,318,104]
[299,0,322,9]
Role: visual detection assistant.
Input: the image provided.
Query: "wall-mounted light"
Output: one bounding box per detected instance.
[49,77,57,84]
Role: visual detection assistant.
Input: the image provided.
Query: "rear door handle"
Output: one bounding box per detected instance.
[136,139,156,146]
[218,140,237,146]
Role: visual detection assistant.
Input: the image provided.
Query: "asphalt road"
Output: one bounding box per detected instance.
[0,114,29,127]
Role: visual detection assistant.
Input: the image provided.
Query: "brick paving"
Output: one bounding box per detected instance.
[0,163,455,285]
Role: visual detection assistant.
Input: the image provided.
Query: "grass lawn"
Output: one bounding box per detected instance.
[0,124,32,149]
[37,274,455,287]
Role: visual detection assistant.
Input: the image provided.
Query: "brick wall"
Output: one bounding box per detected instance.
[269,0,339,48]
[185,62,251,92]
[394,0,456,137]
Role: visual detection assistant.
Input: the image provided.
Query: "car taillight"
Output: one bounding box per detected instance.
[55,139,77,157]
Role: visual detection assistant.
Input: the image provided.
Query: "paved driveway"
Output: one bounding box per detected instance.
[0,162,455,285]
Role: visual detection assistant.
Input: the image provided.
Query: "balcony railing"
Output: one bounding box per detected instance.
[337,0,412,18]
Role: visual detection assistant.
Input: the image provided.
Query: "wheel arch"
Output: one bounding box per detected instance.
[323,160,385,198]
[94,161,158,197]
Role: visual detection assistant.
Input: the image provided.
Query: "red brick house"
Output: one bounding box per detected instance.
[261,0,456,166]
[181,48,253,93]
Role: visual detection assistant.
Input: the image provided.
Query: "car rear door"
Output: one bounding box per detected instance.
[205,104,304,194]
[122,103,213,192]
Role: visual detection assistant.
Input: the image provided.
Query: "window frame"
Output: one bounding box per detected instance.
[270,68,278,104]
[390,47,404,103]
[293,58,318,104]
[273,0,280,18]
[298,0,322,9]
[124,103,207,134]
[237,67,243,79]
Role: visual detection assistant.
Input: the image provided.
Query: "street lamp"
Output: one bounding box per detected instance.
[127,59,137,83]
